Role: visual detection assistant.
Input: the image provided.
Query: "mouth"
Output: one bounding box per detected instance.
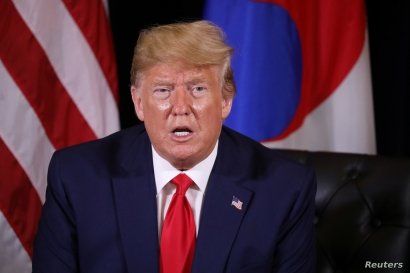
[171,127,194,140]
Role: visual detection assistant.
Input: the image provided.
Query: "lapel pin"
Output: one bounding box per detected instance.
[231,196,243,210]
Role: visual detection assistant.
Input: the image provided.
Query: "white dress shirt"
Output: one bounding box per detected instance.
[152,142,218,237]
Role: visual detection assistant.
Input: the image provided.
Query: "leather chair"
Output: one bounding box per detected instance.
[277,150,410,273]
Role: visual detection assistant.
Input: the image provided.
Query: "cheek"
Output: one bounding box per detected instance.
[193,96,223,113]
[158,101,171,111]
[144,99,171,116]
[195,102,224,130]
[192,102,207,112]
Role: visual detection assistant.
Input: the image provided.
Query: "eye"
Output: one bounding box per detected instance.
[192,85,207,97]
[153,88,171,99]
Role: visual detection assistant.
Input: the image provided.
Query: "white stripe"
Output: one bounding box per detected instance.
[265,36,376,154]
[0,60,54,202]
[12,0,119,138]
[101,0,109,16]
[0,212,32,273]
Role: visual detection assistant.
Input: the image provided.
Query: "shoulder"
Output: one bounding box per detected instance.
[50,124,148,175]
[220,126,312,175]
[219,126,315,192]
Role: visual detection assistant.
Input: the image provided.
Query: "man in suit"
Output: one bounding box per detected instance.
[33,20,316,273]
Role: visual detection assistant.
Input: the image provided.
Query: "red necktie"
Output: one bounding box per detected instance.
[160,173,196,273]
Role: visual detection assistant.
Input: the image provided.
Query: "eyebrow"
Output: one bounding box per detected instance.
[185,78,207,86]
[151,79,173,86]
[151,77,208,87]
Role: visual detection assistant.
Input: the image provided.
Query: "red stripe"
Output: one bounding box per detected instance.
[0,139,42,257]
[257,0,366,141]
[0,0,97,149]
[61,0,119,101]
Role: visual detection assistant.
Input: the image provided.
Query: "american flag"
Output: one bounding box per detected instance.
[231,196,243,210]
[0,0,119,272]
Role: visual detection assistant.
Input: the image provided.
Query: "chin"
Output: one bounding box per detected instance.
[169,157,194,170]
[167,149,198,169]
[171,151,195,163]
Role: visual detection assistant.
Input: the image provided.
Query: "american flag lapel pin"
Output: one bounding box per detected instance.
[231,196,243,210]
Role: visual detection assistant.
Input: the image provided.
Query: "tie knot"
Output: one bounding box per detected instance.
[171,173,193,195]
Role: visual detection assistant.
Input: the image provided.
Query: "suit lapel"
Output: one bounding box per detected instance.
[191,128,255,273]
[191,173,253,273]
[112,128,159,273]
[112,173,158,273]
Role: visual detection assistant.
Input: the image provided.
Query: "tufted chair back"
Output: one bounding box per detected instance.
[278,150,410,273]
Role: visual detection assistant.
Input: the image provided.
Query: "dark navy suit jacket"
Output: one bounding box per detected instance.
[33,125,316,273]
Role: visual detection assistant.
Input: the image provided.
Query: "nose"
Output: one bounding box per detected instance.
[172,86,191,116]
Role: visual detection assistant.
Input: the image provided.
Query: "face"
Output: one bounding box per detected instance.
[131,61,232,170]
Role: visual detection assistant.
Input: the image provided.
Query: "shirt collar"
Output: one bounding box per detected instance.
[152,141,218,194]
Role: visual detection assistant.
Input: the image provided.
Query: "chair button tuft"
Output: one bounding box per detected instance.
[371,218,382,228]
[346,168,360,180]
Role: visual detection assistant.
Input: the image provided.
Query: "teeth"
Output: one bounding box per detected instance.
[174,131,190,137]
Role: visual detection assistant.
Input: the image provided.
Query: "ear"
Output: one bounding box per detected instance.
[131,85,144,121]
[221,95,233,119]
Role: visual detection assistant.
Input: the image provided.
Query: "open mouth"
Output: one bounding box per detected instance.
[172,127,193,137]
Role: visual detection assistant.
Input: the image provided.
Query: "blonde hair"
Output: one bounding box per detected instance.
[130,20,235,97]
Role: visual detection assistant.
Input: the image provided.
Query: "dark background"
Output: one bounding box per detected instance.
[108,0,410,157]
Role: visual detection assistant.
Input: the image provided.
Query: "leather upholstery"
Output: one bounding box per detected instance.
[278,150,410,273]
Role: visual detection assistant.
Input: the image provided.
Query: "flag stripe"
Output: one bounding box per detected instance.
[61,0,119,101]
[0,212,32,273]
[0,0,97,148]
[0,139,42,257]
[0,61,54,202]
[11,0,119,138]
[102,0,109,16]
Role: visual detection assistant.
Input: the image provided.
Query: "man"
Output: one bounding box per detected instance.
[33,21,316,273]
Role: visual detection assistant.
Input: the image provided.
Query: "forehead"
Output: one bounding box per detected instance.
[141,61,221,84]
